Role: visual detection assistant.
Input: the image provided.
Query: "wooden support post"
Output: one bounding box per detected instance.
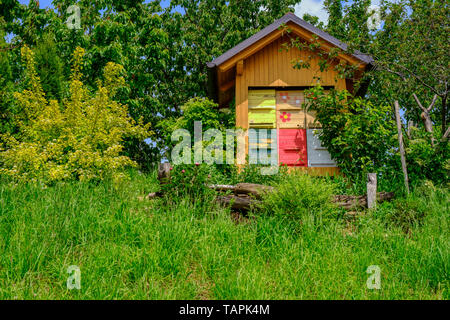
[367,173,377,209]
[158,163,171,185]
[394,101,410,194]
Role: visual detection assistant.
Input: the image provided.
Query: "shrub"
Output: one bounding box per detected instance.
[304,86,396,177]
[0,46,151,183]
[259,173,338,224]
[374,196,427,233]
[160,163,215,203]
[404,127,450,185]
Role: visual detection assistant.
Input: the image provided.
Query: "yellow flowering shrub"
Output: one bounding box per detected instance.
[0,46,151,183]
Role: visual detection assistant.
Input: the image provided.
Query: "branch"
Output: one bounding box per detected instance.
[442,126,450,142]
[413,93,426,112]
[393,63,442,96]
[413,93,438,113]
[427,94,438,112]
[0,44,20,52]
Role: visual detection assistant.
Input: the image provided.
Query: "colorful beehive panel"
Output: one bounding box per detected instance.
[278,129,307,167]
[248,90,276,128]
[306,129,337,167]
[276,91,306,129]
[248,129,278,165]
[305,109,321,128]
[303,90,329,128]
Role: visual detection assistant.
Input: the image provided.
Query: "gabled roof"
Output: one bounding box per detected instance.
[207,12,373,69]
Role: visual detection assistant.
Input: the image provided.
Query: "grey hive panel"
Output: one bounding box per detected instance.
[306,129,337,167]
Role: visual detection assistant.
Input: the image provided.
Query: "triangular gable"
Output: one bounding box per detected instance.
[207,12,373,72]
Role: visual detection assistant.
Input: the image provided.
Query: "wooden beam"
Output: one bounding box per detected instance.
[219,79,235,92]
[236,60,244,76]
[219,29,284,72]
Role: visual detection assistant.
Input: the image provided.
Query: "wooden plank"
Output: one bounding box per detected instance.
[236,60,244,76]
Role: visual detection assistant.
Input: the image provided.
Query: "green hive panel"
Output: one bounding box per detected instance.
[248,89,276,128]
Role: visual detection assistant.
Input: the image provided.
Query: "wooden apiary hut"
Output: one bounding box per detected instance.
[207,12,373,175]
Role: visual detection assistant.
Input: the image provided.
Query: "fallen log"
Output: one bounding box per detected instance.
[149,166,395,212]
[209,183,274,199]
[333,192,395,210]
[216,195,261,211]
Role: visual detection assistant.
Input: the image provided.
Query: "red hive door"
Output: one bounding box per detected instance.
[278,129,308,167]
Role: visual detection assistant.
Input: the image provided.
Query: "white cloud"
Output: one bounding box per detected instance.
[294,0,329,24]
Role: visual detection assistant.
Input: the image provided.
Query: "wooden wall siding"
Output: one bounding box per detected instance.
[306,129,337,167]
[233,35,348,174]
[243,36,347,88]
[288,167,340,176]
[236,36,347,130]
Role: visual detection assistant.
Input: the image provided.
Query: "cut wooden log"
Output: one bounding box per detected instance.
[209,183,274,199]
[333,192,394,210]
[216,195,260,211]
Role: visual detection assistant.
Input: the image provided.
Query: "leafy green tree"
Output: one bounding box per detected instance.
[0,45,151,183]
[371,0,449,140]
[3,0,304,166]
[305,86,396,177]
[0,19,15,134]
[324,0,345,37]
[33,34,65,100]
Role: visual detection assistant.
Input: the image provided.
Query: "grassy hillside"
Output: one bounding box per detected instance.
[0,170,448,299]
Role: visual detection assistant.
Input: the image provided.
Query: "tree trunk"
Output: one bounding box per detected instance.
[442,95,447,137]
[394,101,410,194]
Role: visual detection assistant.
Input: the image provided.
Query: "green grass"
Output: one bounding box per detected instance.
[0,171,448,299]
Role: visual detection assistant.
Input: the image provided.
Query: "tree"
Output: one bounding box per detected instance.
[0,45,151,183]
[33,34,65,100]
[0,18,15,134]
[371,0,449,141]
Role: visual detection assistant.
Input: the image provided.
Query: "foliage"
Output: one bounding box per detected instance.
[304,86,396,177]
[160,163,215,204]
[160,97,233,149]
[33,33,65,100]
[375,196,426,234]
[404,127,450,184]
[374,180,448,234]
[1,0,299,165]
[0,173,448,299]
[260,173,338,224]
[371,0,449,134]
[0,21,15,134]
[0,45,150,183]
